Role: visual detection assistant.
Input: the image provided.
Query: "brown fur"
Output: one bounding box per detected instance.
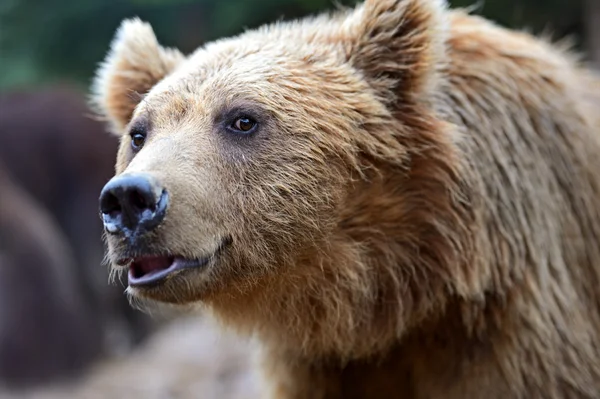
[92,0,600,397]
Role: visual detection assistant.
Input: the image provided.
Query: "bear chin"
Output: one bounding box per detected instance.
[125,267,213,305]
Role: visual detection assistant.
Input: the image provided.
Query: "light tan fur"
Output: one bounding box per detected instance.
[92,0,600,397]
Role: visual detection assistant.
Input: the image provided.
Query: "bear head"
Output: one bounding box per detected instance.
[93,0,472,358]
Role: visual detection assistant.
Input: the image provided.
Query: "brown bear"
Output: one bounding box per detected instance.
[91,0,600,397]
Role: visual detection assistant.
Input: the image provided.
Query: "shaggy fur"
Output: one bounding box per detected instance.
[92,0,600,397]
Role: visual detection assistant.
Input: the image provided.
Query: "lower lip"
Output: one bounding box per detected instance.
[125,236,232,287]
[128,256,210,287]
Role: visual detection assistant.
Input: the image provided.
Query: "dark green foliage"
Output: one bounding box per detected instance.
[0,0,583,91]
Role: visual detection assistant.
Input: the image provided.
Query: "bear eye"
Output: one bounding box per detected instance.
[130,132,146,150]
[230,116,258,134]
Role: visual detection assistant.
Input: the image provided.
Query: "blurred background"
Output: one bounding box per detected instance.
[0,0,597,398]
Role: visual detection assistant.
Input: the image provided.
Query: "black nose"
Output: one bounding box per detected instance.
[99,173,168,237]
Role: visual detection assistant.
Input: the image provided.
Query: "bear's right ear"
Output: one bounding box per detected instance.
[345,0,448,105]
[90,18,185,134]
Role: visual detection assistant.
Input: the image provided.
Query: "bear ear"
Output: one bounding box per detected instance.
[346,0,448,104]
[90,18,185,134]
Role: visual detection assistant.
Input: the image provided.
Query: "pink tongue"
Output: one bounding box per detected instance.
[137,256,173,275]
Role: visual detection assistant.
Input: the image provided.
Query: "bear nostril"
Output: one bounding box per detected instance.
[100,191,122,215]
[129,190,155,212]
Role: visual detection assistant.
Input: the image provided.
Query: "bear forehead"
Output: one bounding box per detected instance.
[134,27,358,123]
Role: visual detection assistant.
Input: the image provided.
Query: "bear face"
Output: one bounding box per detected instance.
[101,41,366,300]
[94,0,470,359]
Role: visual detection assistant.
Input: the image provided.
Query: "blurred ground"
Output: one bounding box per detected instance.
[0,315,260,399]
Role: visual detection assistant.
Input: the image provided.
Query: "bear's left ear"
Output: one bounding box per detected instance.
[346,0,448,105]
[91,18,185,134]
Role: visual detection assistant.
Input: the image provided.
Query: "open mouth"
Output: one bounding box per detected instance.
[124,237,231,287]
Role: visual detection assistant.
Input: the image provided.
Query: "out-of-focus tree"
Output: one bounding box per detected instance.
[0,0,591,91]
[0,0,359,90]
[453,0,583,38]
[583,0,600,67]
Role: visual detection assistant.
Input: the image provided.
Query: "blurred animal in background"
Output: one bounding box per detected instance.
[0,86,156,388]
[0,163,101,387]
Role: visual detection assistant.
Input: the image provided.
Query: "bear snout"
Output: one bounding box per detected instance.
[99,173,168,238]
